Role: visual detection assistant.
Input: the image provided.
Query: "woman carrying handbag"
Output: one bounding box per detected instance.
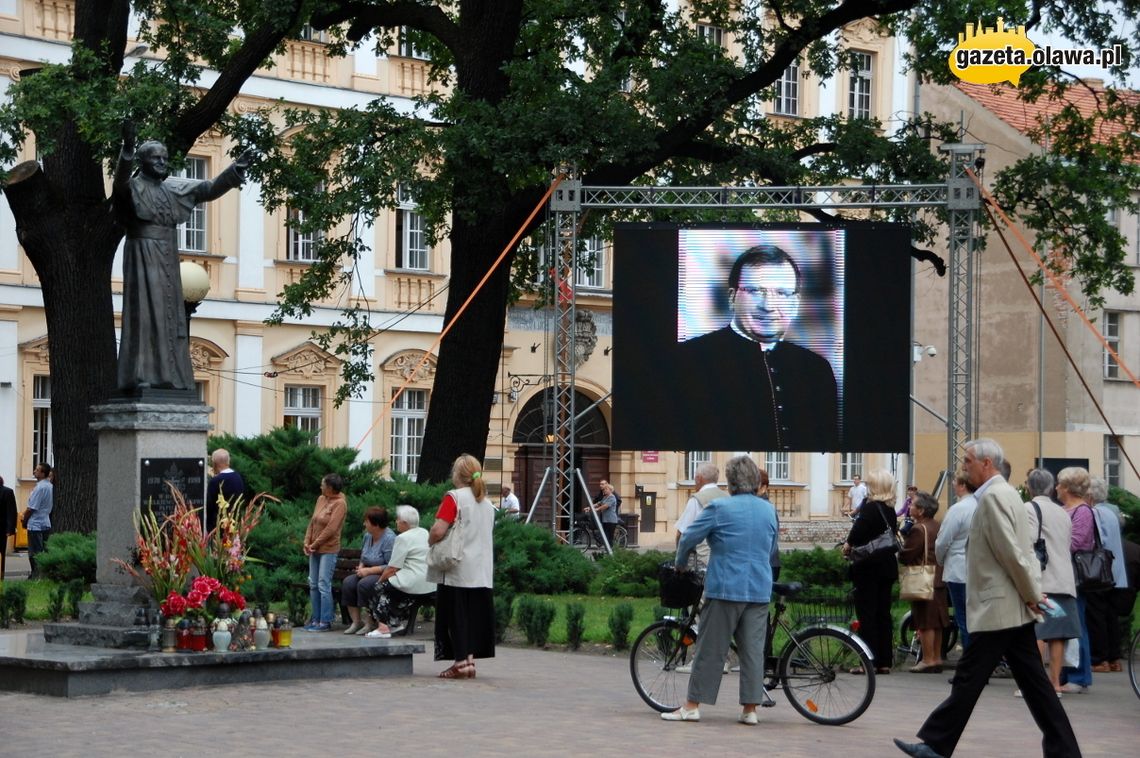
[427,454,496,679]
[899,491,950,672]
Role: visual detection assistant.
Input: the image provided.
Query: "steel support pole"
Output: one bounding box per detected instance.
[550,174,582,545]
[940,144,984,498]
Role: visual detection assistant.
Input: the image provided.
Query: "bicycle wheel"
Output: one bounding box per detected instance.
[613,524,629,549]
[1129,628,1140,701]
[779,627,875,725]
[571,525,592,549]
[630,620,695,712]
[897,613,921,665]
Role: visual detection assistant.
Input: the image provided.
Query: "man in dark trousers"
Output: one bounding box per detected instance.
[894,438,1080,758]
[1,475,17,580]
[205,448,245,533]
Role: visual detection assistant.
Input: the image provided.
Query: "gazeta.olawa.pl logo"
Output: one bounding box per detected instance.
[948,17,1127,85]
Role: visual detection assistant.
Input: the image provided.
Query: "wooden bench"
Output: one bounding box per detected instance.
[331,548,362,623]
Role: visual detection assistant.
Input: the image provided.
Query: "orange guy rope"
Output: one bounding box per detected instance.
[353,173,569,451]
[966,168,1140,390]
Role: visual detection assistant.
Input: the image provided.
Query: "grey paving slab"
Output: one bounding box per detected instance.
[0,629,1135,757]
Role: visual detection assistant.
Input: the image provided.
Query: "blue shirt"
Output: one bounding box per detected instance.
[676,492,779,603]
[26,479,53,530]
[361,528,396,567]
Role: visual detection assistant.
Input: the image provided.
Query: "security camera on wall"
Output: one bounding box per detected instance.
[612,222,913,454]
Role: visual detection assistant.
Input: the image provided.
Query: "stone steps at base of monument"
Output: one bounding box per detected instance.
[42,622,150,649]
[77,600,151,627]
[0,631,423,697]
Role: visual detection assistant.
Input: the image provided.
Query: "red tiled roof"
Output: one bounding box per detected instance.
[954,80,1139,144]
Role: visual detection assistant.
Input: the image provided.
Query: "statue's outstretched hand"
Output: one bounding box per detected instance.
[234,148,255,172]
[121,121,137,152]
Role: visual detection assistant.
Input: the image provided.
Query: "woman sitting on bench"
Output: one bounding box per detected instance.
[342,506,396,635]
[365,505,437,638]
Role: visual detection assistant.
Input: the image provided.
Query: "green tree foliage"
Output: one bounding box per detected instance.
[588,548,675,597]
[34,532,98,585]
[493,517,597,595]
[608,601,635,650]
[2,1,1138,505]
[781,546,852,588]
[1109,485,1140,542]
[565,601,587,650]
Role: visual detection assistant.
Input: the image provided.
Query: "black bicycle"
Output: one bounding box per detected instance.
[897,607,959,665]
[1128,625,1140,700]
[571,514,628,550]
[630,575,876,725]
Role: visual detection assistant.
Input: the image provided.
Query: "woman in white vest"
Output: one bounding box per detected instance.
[428,454,496,679]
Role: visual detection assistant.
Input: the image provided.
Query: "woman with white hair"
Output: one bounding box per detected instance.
[364,504,437,638]
[663,455,779,725]
[1056,466,1095,693]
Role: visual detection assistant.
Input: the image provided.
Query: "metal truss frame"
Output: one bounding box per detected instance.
[543,144,983,544]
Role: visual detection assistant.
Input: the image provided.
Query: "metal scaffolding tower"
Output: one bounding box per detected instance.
[544,145,984,543]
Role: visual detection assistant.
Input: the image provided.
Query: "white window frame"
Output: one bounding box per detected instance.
[1105,435,1121,488]
[32,374,53,469]
[765,451,791,482]
[390,389,428,477]
[284,385,323,444]
[696,23,725,50]
[287,193,325,263]
[848,51,873,120]
[841,453,864,482]
[396,184,429,270]
[398,26,430,60]
[175,157,208,253]
[577,236,606,288]
[1104,311,1120,379]
[685,451,712,482]
[774,60,800,116]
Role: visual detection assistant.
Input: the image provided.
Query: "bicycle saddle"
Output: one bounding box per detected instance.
[773,581,803,597]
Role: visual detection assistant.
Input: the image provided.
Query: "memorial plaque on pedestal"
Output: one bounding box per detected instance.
[140,457,206,521]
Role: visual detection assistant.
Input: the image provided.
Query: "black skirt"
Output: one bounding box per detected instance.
[434,584,496,662]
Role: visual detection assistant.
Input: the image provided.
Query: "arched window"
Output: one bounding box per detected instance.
[512,389,609,446]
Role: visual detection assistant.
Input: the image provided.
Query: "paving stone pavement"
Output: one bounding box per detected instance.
[0,627,1136,758]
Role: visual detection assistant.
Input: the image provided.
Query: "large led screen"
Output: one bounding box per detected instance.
[612,222,912,453]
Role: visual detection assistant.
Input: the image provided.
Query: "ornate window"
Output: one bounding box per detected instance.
[175,157,208,252]
[390,389,428,477]
[32,375,53,469]
[847,51,873,119]
[273,342,340,445]
[396,184,429,270]
[1105,436,1121,488]
[1103,311,1120,379]
[284,386,323,443]
[774,61,800,116]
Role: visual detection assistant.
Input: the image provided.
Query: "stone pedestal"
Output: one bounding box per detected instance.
[48,402,211,649]
[90,401,211,586]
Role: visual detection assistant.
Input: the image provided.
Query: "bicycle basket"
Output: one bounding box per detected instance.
[658,561,703,608]
[788,587,856,629]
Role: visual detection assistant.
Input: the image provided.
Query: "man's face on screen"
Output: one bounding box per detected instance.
[728,262,799,343]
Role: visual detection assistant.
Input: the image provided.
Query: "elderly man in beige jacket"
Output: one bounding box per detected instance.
[895,439,1081,758]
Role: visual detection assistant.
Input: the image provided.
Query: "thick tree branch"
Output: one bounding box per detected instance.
[312,0,462,52]
[174,1,309,150]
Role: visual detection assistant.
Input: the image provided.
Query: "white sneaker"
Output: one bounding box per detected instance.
[661,707,700,721]
[738,711,759,725]
[675,663,693,674]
